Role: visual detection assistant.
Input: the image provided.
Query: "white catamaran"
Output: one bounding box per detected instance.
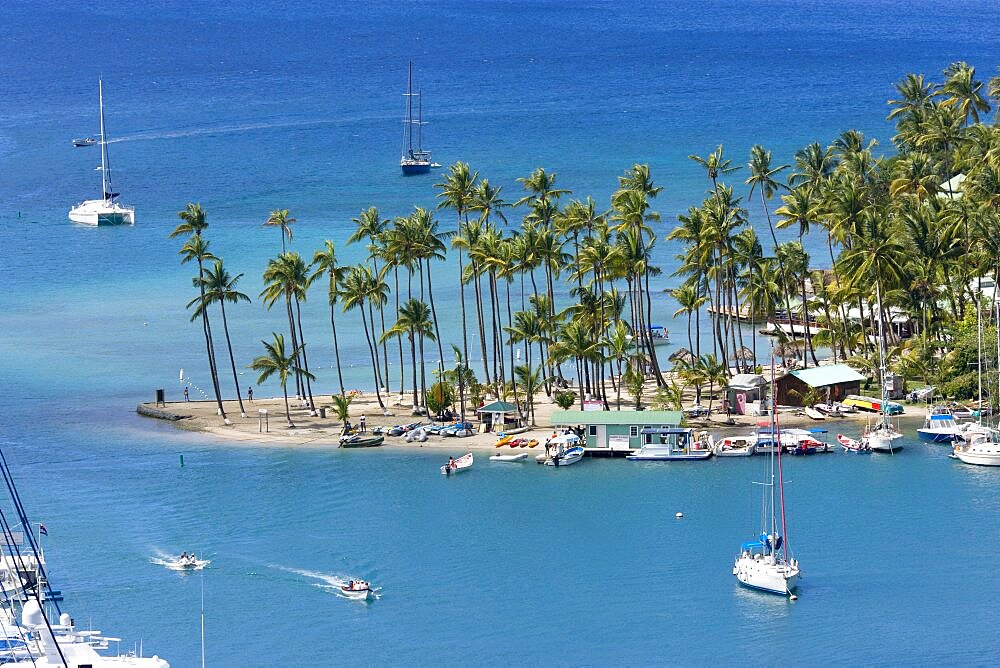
[69,80,135,226]
[733,353,800,597]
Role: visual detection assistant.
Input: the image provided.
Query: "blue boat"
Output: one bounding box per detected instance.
[916,407,961,443]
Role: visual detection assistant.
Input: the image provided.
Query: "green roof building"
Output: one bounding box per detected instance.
[550,409,684,455]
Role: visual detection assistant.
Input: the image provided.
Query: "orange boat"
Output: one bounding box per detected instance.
[495,435,514,447]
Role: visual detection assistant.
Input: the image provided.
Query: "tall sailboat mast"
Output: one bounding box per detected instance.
[99,79,109,201]
[875,280,889,429]
[405,61,414,158]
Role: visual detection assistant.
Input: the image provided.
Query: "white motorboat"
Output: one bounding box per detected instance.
[441,452,473,475]
[72,137,96,147]
[734,351,800,597]
[953,431,1000,466]
[490,453,528,463]
[714,435,756,457]
[627,428,713,460]
[544,445,584,466]
[339,580,374,601]
[68,80,135,226]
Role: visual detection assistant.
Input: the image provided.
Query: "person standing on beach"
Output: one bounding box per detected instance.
[183,387,189,402]
[360,414,367,433]
[248,386,254,403]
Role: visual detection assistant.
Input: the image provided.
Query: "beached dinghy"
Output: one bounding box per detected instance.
[441,452,473,475]
[490,452,528,462]
[804,406,825,420]
[340,434,385,448]
[339,579,374,601]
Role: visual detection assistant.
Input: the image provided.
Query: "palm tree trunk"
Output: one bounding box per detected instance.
[374,257,390,394]
[284,296,303,398]
[197,258,227,422]
[458,239,469,421]
[329,302,345,397]
[409,331,418,409]
[294,297,316,413]
[473,264,491,387]
[426,260,445,373]
[359,303,385,410]
[282,381,293,427]
[218,300,247,417]
[395,266,405,398]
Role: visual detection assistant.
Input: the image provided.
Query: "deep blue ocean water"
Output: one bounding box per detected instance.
[2,1,1000,664]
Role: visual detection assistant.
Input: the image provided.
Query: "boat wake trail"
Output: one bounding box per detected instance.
[150,548,211,572]
[107,118,336,145]
[270,564,380,601]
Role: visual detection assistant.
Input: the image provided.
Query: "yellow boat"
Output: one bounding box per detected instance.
[495,435,514,448]
[526,439,539,448]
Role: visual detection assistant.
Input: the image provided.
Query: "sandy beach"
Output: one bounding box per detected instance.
[137,385,916,451]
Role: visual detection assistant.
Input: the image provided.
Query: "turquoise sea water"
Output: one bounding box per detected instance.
[2,1,1000,664]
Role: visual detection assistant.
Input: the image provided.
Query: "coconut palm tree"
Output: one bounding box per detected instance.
[171,203,228,422]
[261,253,315,412]
[937,61,990,126]
[176,232,228,423]
[249,333,313,428]
[310,240,348,397]
[264,209,295,253]
[382,298,436,410]
[190,259,251,418]
[513,363,542,425]
[436,162,478,419]
[340,265,387,410]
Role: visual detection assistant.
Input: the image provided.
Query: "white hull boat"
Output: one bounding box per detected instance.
[714,436,756,457]
[733,552,800,595]
[69,80,134,226]
[544,445,584,466]
[627,428,713,460]
[490,453,528,463]
[69,198,135,226]
[734,350,800,598]
[339,581,374,601]
[953,433,1000,466]
[864,426,903,452]
[441,452,473,475]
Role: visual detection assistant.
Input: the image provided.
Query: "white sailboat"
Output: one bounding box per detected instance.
[953,297,1000,466]
[862,282,903,453]
[733,353,800,597]
[69,80,135,226]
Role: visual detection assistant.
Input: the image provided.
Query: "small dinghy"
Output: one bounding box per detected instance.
[404,427,428,443]
[837,433,871,453]
[714,436,757,457]
[490,452,528,463]
[339,579,374,601]
[804,406,825,420]
[441,452,473,475]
